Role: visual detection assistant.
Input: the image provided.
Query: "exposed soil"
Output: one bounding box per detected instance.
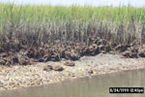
[0,37,145,65]
[0,54,145,91]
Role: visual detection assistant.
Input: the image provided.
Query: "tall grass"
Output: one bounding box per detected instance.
[0,4,145,51]
[0,4,145,21]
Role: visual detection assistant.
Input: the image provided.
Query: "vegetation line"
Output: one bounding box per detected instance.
[0,4,145,65]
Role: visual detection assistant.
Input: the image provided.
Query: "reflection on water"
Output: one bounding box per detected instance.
[0,69,145,97]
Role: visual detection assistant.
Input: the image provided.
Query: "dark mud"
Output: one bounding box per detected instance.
[0,37,145,65]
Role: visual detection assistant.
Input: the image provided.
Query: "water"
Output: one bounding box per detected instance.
[0,69,145,97]
[0,0,145,7]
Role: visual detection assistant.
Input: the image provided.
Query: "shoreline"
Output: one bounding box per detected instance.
[0,53,145,91]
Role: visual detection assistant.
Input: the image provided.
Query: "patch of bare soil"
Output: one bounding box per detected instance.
[0,53,145,91]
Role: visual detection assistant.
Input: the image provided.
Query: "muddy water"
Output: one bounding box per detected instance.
[0,69,145,97]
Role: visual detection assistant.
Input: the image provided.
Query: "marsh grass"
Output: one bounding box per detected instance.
[0,4,145,51]
[1,4,145,21]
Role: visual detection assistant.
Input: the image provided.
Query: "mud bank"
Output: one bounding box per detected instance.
[0,54,145,91]
[1,37,145,66]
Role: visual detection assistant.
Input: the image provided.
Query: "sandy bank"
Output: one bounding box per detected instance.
[0,53,145,91]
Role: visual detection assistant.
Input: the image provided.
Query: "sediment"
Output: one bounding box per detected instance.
[0,54,145,91]
[0,37,145,66]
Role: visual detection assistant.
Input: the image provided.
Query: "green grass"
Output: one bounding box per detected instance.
[0,4,145,22]
[0,4,145,52]
[0,4,145,66]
